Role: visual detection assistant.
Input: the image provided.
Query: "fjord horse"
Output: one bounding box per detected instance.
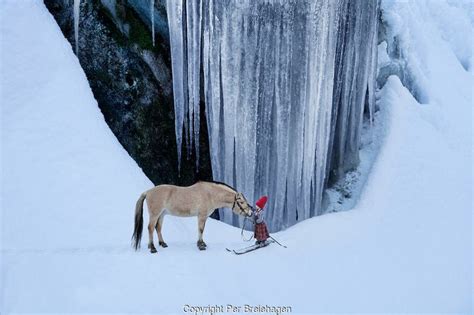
[132,181,253,253]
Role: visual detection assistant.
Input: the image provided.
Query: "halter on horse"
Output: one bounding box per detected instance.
[232,193,254,217]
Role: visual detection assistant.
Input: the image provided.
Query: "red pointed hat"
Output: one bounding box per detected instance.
[256,196,268,209]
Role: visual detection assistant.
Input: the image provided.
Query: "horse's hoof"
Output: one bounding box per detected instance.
[197,241,207,250]
[159,241,168,248]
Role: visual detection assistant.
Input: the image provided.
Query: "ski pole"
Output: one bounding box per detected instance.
[269,235,287,248]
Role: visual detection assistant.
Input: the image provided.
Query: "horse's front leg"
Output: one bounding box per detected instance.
[197,213,207,250]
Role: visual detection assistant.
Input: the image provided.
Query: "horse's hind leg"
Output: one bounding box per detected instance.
[155,214,168,248]
[197,214,207,250]
[147,214,159,253]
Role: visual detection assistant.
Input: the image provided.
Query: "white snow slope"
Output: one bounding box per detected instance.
[1,0,472,314]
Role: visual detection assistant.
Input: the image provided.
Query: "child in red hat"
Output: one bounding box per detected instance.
[253,195,270,245]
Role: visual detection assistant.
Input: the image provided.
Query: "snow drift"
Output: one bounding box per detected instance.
[1,1,152,252]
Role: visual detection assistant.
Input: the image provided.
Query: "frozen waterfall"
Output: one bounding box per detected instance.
[166,0,379,231]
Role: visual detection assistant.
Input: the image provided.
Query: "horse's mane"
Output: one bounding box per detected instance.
[200,180,237,193]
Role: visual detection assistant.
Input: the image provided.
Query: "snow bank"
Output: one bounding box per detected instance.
[380,0,472,181]
[1,0,151,251]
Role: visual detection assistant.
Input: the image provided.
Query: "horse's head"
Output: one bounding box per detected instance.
[232,192,254,217]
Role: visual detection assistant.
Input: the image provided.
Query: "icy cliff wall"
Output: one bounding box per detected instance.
[167,0,379,231]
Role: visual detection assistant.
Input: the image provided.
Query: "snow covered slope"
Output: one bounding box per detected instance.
[1,1,153,252]
[1,0,471,314]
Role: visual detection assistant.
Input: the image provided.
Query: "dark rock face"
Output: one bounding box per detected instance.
[44,0,213,187]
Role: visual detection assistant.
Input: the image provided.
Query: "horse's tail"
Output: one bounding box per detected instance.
[132,192,146,250]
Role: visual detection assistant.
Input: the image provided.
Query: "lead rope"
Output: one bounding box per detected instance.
[241,216,254,242]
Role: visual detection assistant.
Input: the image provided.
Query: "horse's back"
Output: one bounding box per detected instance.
[146,183,209,216]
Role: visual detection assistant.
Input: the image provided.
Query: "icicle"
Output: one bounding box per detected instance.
[73,0,80,56]
[151,0,155,47]
[186,0,202,166]
[166,0,186,168]
[367,0,380,125]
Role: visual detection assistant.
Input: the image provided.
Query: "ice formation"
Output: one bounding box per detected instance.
[165,0,202,167]
[151,0,155,46]
[73,0,80,56]
[167,0,380,231]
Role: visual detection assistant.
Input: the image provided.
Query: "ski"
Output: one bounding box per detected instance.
[226,239,273,255]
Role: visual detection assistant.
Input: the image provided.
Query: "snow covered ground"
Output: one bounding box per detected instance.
[1,0,471,314]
